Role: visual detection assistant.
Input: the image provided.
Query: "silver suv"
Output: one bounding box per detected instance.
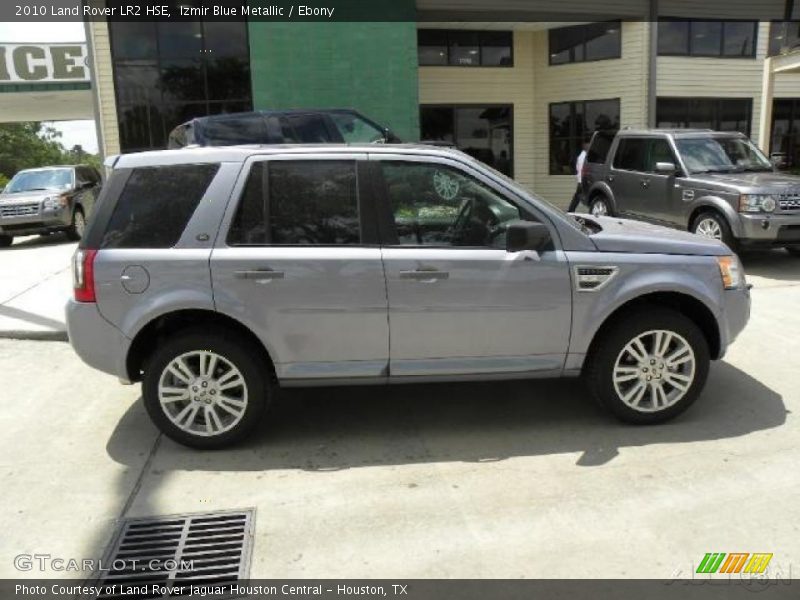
[582,129,800,254]
[66,145,750,448]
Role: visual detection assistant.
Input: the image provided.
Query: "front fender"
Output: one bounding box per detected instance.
[688,195,742,237]
[567,252,724,361]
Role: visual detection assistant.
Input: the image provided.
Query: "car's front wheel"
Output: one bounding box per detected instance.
[585,308,710,424]
[142,329,270,449]
[589,195,613,217]
[691,210,736,251]
[0,234,12,248]
[65,207,86,241]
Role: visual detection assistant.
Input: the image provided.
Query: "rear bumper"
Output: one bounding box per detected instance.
[65,300,131,381]
[736,213,800,246]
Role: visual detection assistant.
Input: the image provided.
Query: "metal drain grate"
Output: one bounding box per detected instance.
[90,509,254,599]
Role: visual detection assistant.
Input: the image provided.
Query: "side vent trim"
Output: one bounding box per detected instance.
[574,266,619,292]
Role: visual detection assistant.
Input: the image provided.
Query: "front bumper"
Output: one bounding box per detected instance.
[736,212,800,246]
[65,300,131,381]
[0,207,70,236]
[718,285,751,358]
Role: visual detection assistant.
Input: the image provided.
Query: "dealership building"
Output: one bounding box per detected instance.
[82,0,800,206]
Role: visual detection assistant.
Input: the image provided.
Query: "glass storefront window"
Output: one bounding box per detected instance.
[109,19,252,153]
[655,98,752,135]
[549,99,620,175]
[421,106,513,176]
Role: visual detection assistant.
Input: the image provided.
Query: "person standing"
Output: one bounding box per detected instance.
[567,138,591,212]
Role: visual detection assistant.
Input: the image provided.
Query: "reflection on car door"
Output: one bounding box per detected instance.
[211,154,389,382]
[372,155,572,378]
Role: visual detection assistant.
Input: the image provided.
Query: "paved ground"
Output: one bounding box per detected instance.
[0,237,799,580]
[0,233,74,339]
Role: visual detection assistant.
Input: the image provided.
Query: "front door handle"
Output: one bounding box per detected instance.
[399,269,449,282]
[234,268,285,281]
[641,179,650,188]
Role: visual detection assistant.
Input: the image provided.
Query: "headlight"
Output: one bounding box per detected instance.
[42,196,59,209]
[717,256,745,289]
[739,194,777,213]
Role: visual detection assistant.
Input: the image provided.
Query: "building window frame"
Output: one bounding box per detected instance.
[655,97,753,136]
[548,98,620,176]
[768,21,800,56]
[417,29,514,68]
[420,104,514,176]
[107,19,253,153]
[657,18,758,58]
[548,21,622,66]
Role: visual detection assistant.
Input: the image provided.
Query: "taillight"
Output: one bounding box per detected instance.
[73,249,98,303]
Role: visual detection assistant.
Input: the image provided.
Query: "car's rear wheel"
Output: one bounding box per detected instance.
[65,207,85,241]
[584,308,710,424]
[589,195,613,217]
[0,234,12,248]
[691,210,736,251]
[142,329,270,449]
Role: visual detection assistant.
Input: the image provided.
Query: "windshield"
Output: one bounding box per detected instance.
[675,136,772,174]
[5,168,73,193]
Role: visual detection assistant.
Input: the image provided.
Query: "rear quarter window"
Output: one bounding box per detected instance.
[100,163,219,249]
[587,131,616,164]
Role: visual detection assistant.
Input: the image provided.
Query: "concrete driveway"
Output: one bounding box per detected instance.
[0,246,798,580]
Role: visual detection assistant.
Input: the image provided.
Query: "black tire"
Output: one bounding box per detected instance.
[691,210,737,252]
[584,307,710,424]
[0,234,12,248]
[589,195,614,217]
[786,247,800,257]
[142,328,271,449]
[65,207,85,241]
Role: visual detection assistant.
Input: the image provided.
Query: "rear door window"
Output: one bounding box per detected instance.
[101,164,219,248]
[328,112,386,143]
[228,160,360,245]
[587,131,615,164]
[613,138,648,172]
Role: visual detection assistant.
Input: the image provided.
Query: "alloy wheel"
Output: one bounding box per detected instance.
[694,217,722,240]
[591,199,608,216]
[612,329,696,413]
[74,212,86,238]
[157,350,249,437]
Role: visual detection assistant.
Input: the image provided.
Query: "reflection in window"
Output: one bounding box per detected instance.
[768,21,800,56]
[655,98,752,135]
[771,98,800,168]
[381,162,521,248]
[109,19,252,153]
[420,106,513,176]
[418,30,513,67]
[549,99,620,175]
[228,161,360,246]
[549,22,621,65]
[657,19,756,57]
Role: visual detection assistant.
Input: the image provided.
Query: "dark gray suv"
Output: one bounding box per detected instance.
[582,129,800,254]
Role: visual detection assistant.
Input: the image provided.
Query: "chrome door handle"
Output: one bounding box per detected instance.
[234,268,285,281]
[641,179,650,188]
[399,270,449,282]
[607,174,615,182]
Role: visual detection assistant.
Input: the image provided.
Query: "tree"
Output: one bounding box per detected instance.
[0,122,101,184]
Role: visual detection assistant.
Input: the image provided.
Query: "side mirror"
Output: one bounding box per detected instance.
[506,220,551,253]
[655,161,677,175]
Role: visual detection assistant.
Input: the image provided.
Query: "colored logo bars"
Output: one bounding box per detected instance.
[697,553,773,574]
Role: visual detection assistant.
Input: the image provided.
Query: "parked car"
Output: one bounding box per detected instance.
[0,165,102,247]
[582,129,800,255]
[167,109,401,149]
[67,145,750,449]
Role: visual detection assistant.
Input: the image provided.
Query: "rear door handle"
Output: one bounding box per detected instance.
[607,174,615,182]
[234,268,285,281]
[399,269,449,282]
[641,179,650,188]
